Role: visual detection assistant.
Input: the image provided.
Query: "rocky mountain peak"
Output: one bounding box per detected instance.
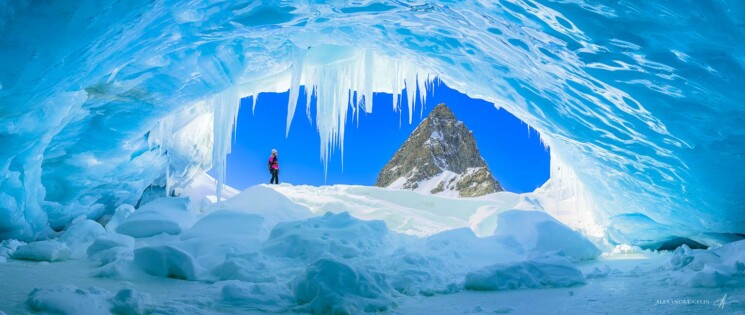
[375,103,504,197]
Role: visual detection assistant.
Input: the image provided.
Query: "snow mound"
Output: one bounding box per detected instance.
[12,240,71,262]
[105,204,135,233]
[217,185,312,229]
[384,250,455,296]
[87,233,135,257]
[212,252,277,283]
[263,212,388,262]
[117,197,195,238]
[110,288,152,315]
[26,285,150,315]
[27,285,113,315]
[181,210,266,241]
[494,210,600,260]
[0,239,25,260]
[112,189,599,311]
[425,228,516,269]
[91,250,137,279]
[220,280,292,311]
[133,245,206,280]
[59,220,106,259]
[180,171,239,209]
[668,240,745,287]
[293,258,395,314]
[464,254,585,291]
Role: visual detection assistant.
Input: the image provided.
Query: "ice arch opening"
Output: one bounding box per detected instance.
[218,76,551,193]
[0,0,742,248]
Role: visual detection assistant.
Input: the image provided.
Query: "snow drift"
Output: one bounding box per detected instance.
[87,185,602,312]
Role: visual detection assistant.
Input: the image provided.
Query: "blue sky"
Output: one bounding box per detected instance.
[219,82,550,193]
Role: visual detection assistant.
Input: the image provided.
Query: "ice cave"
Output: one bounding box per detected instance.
[0,0,743,314]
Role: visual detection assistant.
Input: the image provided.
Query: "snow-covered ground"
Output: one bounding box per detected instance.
[268,183,528,237]
[3,249,743,314]
[1,180,743,314]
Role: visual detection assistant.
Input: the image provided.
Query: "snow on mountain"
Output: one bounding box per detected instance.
[377,104,503,197]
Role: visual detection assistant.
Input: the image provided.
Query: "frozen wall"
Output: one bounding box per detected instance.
[0,0,742,245]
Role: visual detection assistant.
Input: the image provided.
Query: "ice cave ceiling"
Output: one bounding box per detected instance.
[0,0,743,245]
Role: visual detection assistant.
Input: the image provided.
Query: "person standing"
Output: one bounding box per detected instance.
[268,149,279,184]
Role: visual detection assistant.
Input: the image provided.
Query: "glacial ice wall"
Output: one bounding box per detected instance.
[0,0,743,245]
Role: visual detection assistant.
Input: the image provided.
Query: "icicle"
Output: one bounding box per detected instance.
[362,50,374,113]
[305,85,314,124]
[286,47,432,178]
[286,47,305,137]
[404,70,417,125]
[165,155,171,196]
[252,93,259,114]
[210,87,241,204]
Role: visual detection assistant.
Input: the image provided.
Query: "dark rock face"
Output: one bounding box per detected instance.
[375,103,503,197]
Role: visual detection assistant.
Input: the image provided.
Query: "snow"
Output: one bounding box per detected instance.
[388,166,504,199]
[493,210,600,260]
[387,170,466,198]
[667,240,745,287]
[464,254,586,290]
[12,240,72,262]
[26,285,113,315]
[0,183,743,313]
[293,257,396,314]
[116,197,196,238]
[269,184,525,237]
[134,245,207,281]
[220,280,291,311]
[87,233,135,257]
[59,219,106,259]
[0,239,25,260]
[26,285,151,315]
[104,204,135,233]
[264,212,388,262]
[179,172,239,210]
[215,185,312,229]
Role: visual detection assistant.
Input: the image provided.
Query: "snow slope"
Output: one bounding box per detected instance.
[268,183,527,237]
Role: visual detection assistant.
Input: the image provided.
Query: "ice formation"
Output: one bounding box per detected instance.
[0,1,743,250]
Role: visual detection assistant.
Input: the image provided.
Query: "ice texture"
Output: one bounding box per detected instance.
[293,257,396,313]
[26,285,151,315]
[87,233,135,257]
[493,210,600,260]
[12,240,72,262]
[464,254,586,290]
[0,1,743,248]
[667,240,745,287]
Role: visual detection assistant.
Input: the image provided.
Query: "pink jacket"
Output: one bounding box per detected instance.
[268,156,279,170]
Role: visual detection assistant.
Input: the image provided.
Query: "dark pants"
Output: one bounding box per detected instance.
[270,169,279,184]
